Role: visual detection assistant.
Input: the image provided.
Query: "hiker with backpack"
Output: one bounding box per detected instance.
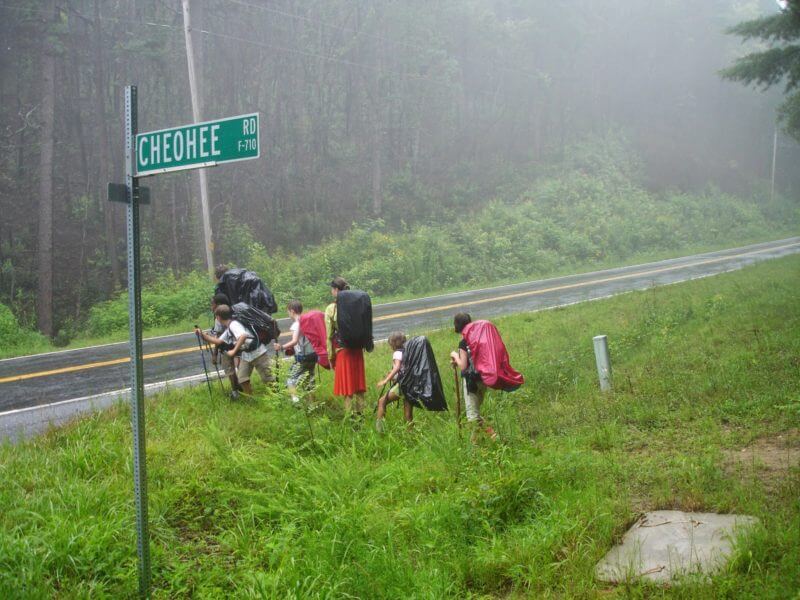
[195,304,275,397]
[208,292,241,399]
[375,332,409,432]
[449,312,524,440]
[273,300,318,405]
[325,277,371,415]
[376,332,448,432]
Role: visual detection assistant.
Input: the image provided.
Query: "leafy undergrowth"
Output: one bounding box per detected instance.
[1,257,798,598]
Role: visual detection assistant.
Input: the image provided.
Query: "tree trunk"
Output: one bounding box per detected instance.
[370,19,383,217]
[93,0,120,292]
[371,119,382,216]
[37,4,56,337]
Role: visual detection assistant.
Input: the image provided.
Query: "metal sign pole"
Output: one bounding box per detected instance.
[113,88,260,598]
[125,84,151,599]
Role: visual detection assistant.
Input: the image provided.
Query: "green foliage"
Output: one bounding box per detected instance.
[1,257,798,596]
[74,145,800,341]
[0,303,21,348]
[723,4,800,140]
[217,208,260,268]
[85,272,213,336]
[0,302,50,358]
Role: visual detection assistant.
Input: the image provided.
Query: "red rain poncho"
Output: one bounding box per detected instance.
[462,320,524,391]
[299,310,330,369]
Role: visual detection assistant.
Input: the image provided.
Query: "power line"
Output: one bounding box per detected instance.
[196,27,471,96]
[0,2,176,30]
[220,0,425,54]
[0,1,527,102]
[217,0,543,83]
[0,1,464,95]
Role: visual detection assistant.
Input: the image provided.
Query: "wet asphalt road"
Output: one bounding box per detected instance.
[0,237,798,422]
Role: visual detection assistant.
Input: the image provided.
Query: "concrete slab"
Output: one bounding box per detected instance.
[595,510,759,584]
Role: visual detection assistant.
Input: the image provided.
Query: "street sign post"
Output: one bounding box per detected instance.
[135,112,259,177]
[110,95,261,598]
[123,85,150,599]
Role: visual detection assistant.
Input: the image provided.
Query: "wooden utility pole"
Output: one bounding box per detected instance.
[181,0,215,276]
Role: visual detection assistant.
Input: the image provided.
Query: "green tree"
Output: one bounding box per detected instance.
[722,2,800,140]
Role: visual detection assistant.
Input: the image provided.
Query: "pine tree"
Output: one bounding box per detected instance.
[722,2,800,140]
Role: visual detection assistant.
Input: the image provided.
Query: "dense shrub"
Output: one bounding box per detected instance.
[0,302,49,356]
[86,272,213,337]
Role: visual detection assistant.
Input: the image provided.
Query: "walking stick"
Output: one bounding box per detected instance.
[272,344,283,396]
[194,327,214,400]
[452,363,463,432]
[205,339,226,393]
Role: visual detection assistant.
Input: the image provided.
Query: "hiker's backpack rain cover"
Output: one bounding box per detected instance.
[398,336,447,411]
[299,310,330,369]
[216,268,278,315]
[336,290,374,351]
[462,320,524,391]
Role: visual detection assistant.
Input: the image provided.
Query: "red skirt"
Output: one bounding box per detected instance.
[333,346,366,396]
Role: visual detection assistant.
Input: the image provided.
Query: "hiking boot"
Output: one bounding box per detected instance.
[230,390,240,401]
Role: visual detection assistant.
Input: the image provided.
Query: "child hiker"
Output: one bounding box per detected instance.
[208,292,240,400]
[274,300,317,405]
[450,312,524,441]
[196,304,275,397]
[375,332,411,432]
[450,312,494,440]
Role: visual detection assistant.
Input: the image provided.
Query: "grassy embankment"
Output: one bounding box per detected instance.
[1,256,798,598]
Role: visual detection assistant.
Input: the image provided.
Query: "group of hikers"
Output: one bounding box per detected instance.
[194,265,524,439]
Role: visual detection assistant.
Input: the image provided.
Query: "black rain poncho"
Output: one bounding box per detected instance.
[398,336,447,411]
[215,268,278,314]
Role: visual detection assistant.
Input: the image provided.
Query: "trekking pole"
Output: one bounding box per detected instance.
[273,347,282,396]
[194,327,214,400]
[452,363,463,432]
[205,339,226,393]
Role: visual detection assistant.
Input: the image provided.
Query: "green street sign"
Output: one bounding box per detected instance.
[135,112,259,176]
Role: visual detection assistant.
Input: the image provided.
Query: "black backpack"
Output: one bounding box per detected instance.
[231,302,281,352]
[335,290,374,352]
[216,268,278,315]
[398,336,447,411]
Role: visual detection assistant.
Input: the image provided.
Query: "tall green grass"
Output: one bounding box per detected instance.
[1,256,798,598]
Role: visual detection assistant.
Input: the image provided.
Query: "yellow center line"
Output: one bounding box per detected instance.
[1,242,797,385]
[0,346,198,384]
[374,242,800,322]
[0,331,292,384]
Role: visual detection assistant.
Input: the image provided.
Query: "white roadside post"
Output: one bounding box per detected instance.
[593,334,612,392]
